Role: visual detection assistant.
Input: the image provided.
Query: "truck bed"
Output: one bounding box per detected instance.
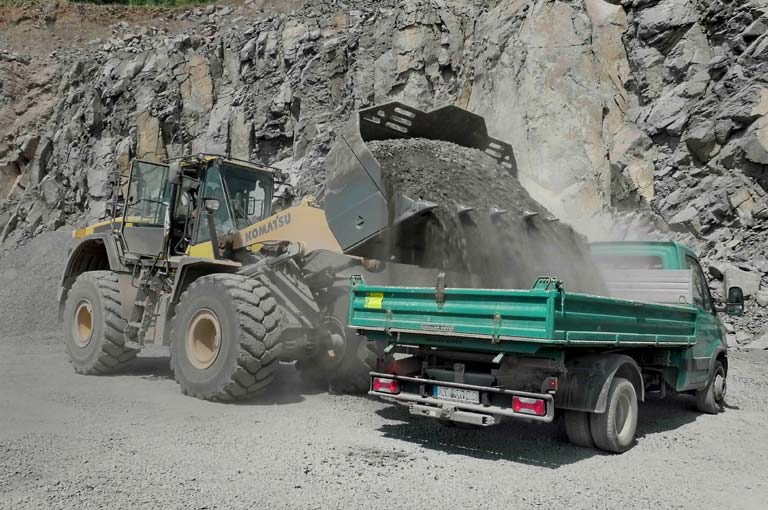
[349,277,699,353]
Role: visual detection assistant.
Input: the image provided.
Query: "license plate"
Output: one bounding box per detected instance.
[433,386,480,404]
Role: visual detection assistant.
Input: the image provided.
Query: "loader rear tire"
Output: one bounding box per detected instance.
[170,274,284,401]
[564,411,595,449]
[63,271,138,374]
[589,377,638,453]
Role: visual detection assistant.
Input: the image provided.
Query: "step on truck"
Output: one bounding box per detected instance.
[350,241,745,453]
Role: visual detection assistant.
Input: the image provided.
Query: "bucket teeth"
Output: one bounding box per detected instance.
[456,203,475,217]
[393,194,437,225]
[523,210,539,220]
[490,207,508,221]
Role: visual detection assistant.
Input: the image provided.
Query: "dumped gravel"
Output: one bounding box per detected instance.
[0,230,74,336]
[368,138,605,293]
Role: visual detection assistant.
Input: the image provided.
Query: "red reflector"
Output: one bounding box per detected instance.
[372,377,400,394]
[512,396,546,416]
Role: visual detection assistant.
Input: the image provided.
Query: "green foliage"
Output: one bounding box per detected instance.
[69,0,213,5]
[0,0,214,5]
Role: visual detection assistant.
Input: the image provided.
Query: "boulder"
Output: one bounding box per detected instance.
[745,331,768,350]
[636,0,697,42]
[743,17,768,42]
[135,111,166,162]
[684,120,718,162]
[645,88,688,133]
[609,124,653,169]
[717,85,768,125]
[756,290,768,307]
[724,264,761,298]
[742,114,768,164]
[668,206,701,234]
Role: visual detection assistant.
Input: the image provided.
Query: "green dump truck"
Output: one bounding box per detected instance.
[349,241,745,453]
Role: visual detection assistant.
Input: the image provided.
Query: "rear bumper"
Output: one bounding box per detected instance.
[368,372,555,424]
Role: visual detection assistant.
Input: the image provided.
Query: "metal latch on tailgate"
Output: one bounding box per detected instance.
[435,272,446,309]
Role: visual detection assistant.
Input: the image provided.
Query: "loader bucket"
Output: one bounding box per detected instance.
[324,102,516,257]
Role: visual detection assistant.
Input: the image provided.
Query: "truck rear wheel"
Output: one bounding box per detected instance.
[169,274,284,401]
[564,411,595,448]
[589,377,638,453]
[696,360,726,414]
[63,271,138,374]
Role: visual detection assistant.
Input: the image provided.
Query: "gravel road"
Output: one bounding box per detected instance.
[2,233,768,509]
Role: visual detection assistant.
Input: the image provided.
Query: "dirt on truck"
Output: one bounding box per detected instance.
[353,241,746,453]
[59,102,602,401]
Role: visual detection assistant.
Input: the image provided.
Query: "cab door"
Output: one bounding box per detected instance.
[681,255,721,388]
[121,160,172,257]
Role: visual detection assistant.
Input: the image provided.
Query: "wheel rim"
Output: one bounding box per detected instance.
[322,316,348,367]
[186,309,222,370]
[713,371,726,405]
[72,300,94,348]
[614,391,633,440]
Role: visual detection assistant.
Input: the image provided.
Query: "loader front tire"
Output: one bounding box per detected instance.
[170,274,284,401]
[63,271,138,374]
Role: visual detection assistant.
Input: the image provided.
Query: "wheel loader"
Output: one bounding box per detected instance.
[58,102,515,400]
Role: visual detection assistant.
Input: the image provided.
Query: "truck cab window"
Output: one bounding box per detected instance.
[685,255,713,311]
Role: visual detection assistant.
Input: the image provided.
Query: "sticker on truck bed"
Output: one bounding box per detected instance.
[364,292,384,309]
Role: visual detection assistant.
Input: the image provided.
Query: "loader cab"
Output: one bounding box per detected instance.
[120,156,277,260]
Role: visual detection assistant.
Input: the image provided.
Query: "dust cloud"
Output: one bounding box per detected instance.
[367,138,605,294]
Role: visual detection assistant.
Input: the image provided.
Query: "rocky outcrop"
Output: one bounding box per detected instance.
[0,0,766,340]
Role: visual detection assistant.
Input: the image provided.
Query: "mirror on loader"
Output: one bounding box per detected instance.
[203,198,220,214]
[715,286,745,316]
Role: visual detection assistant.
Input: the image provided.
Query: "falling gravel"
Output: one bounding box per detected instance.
[368,138,605,293]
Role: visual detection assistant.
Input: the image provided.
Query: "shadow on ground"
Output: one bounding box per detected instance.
[116,355,326,406]
[374,395,706,468]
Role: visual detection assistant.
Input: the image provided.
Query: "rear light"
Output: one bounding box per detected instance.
[512,396,546,416]
[372,377,400,394]
[544,376,558,393]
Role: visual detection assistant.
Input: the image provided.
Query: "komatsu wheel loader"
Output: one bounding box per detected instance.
[57,102,514,400]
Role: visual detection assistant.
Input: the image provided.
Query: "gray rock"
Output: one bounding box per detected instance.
[717,84,768,125]
[756,290,768,307]
[742,115,768,164]
[745,331,768,350]
[668,206,701,234]
[19,135,40,161]
[684,120,718,162]
[645,88,688,133]
[724,264,761,298]
[636,0,697,41]
[744,17,768,41]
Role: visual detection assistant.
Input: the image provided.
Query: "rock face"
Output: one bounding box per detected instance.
[0,0,767,339]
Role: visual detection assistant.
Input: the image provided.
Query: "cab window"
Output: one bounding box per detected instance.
[685,256,713,311]
[124,161,171,226]
[196,165,236,243]
[220,163,273,230]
